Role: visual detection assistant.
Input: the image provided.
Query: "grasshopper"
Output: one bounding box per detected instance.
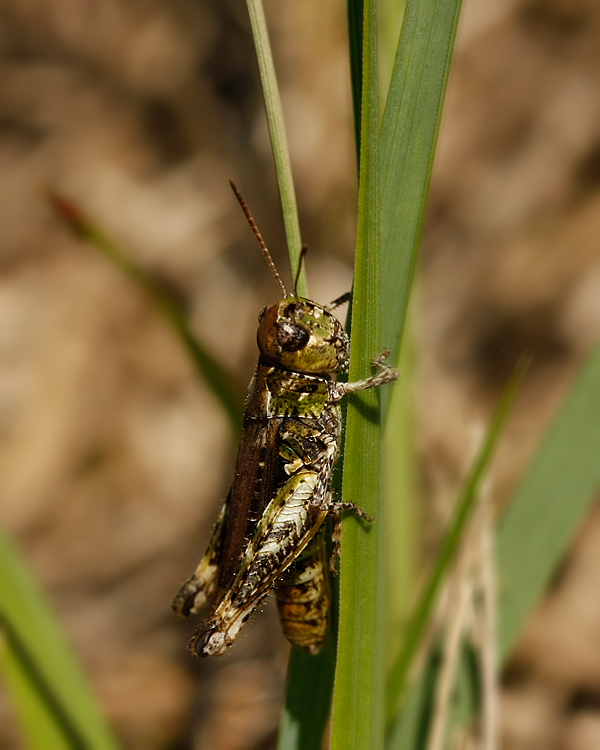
[172,182,398,656]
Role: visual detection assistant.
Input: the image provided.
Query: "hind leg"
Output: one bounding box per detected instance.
[171,493,229,617]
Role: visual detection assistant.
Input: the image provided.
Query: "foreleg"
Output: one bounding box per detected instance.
[330,349,398,400]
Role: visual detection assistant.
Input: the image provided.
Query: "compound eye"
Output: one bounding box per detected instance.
[276,321,310,352]
[258,307,267,323]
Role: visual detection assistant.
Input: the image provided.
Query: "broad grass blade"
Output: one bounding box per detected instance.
[387,341,600,745]
[276,633,337,750]
[379,0,463,377]
[498,343,600,657]
[0,531,118,750]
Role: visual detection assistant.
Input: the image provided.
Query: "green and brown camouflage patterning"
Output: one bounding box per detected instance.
[172,295,398,657]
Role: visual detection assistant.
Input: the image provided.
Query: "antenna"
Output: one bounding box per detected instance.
[230,180,287,298]
[293,246,308,299]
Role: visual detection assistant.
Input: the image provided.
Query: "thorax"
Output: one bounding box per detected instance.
[245,359,337,420]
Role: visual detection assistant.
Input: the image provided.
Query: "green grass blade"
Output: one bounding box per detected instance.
[275,0,370,744]
[385,318,418,663]
[47,191,243,433]
[378,0,406,107]
[385,647,440,750]
[386,361,527,725]
[330,0,384,747]
[276,625,337,750]
[346,0,364,162]
[389,342,600,746]
[0,615,87,750]
[379,0,463,374]
[276,521,341,750]
[0,530,118,750]
[278,0,464,742]
[245,0,306,296]
[429,341,600,744]
[376,1,465,736]
[498,342,600,658]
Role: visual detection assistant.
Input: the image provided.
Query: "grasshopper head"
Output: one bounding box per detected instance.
[257,297,349,374]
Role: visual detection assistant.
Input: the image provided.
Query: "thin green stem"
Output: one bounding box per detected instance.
[47,191,243,434]
[385,360,528,723]
[330,0,384,746]
[245,0,306,297]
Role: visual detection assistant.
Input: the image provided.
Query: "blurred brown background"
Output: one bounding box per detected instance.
[0,0,599,748]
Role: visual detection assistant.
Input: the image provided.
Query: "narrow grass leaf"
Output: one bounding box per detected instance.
[386,360,527,726]
[47,190,243,433]
[0,635,70,750]
[431,340,600,744]
[245,0,306,296]
[443,643,481,749]
[276,513,342,750]
[346,0,364,162]
[386,647,440,750]
[276,621,337,750]
[0,614,91,750]
[0,530,118,750]
[391,342,600,746]
[498,343,600,658]
[330,0,385,747]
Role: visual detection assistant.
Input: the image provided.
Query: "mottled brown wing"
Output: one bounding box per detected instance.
[209,414,282,610]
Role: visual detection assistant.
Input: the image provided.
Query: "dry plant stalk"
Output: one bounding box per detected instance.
[427,446,499,750]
